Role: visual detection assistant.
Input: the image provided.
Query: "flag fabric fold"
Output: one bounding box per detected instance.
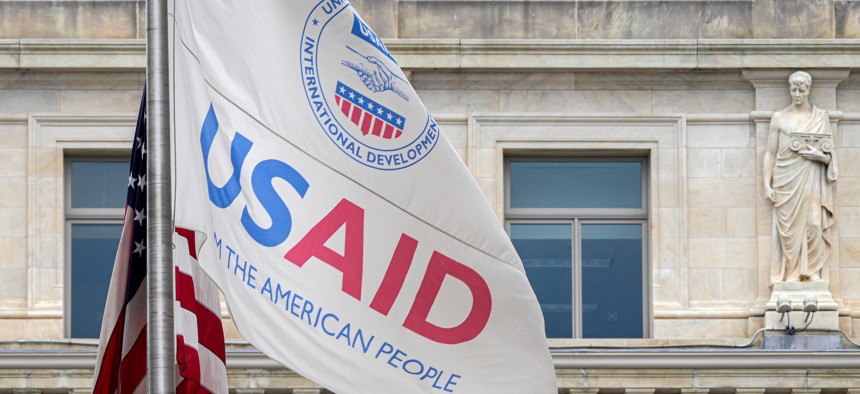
[93,90,228,394]
[170,1,557,393]
[174,227,229,393]
[93,89,150,394]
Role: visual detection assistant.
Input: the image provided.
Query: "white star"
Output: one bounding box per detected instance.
[128,172,136,188]
[140,142,147,159]
[367,102,374,110]
[133,239,146,256]
[348,91,355,99]
[137,174,147,191]
[134,208,146,226]
[339,86,346,94]
[136,137,143,149]
[386,113,393,120]
[376,107,383,115]
[396,118,403,126]
[358,97,365,105]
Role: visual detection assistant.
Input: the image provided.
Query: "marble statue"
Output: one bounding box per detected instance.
[763,71,838,283]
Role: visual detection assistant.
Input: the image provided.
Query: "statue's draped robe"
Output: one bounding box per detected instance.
[771,106,837,283]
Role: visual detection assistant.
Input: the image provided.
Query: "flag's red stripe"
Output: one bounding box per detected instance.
[396,129,403,138]
[176,335,203,383]
[118,325,147,394]
[372,118,383,136]
[360,111,373,135]
[340,100,352,117]
[175,267,197,310]
[350,105,362,125]
[93,309,126,394]
[383,124,394,139]
[174,227,197,259]
[175,267,227,362]
[196,307,227,362]
[335,95,340,105]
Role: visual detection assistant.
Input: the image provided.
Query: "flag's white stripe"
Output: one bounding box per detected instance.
[174,233,221,315]
[176,332,228,393]
[173,229,228,393]
[176,261,220,315]
[173,235,194,273]
[130,376,147,394]
[120,279,147,358]
[191,264,222,318]
[175,300,200,345]
[197,343,229,394]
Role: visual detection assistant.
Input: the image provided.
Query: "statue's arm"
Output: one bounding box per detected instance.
[827,114,838,182]
[802,148,831,165]
[799,112,834,167]
[827,154,838,182]
[763,114,779,203]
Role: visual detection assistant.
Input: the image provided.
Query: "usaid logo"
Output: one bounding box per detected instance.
[300,1,439,171]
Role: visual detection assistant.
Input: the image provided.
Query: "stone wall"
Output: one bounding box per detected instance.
[0,1,145,39]
[3,0,860,390]
[3,1,860,40]
[359,0,860,39]
[2,16,860,343]
[407,68,860,339]
[0,71,143,339]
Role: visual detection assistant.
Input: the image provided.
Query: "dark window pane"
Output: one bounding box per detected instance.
[581,224,643,338]
[70,223,122,338]
[511,223,572,338]
[510,161,642,209]
[71,161,127,209]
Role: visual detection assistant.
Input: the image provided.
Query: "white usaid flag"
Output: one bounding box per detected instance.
[170,0,556,392]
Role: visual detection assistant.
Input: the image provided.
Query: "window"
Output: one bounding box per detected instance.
[65,157,128,338]
[506,158,649,339]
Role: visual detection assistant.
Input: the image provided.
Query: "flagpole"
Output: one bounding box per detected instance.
[146,0,174,392]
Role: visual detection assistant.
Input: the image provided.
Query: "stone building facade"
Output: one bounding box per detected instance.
[2,0,860,392]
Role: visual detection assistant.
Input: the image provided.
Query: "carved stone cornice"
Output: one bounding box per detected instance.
[742,69,851,89]
[0,39,144,70]
[2,38,860,71]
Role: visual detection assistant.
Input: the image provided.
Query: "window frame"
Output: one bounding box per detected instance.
[63,154,129,339]
[505,156,651,339]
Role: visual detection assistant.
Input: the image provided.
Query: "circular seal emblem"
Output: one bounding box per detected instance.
[300,1,439,171]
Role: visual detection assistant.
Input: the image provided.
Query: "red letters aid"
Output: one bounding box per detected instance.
[284,198,365,300]
[285,198,492,345]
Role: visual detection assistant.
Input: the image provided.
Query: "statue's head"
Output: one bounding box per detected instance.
[789,71,812,106]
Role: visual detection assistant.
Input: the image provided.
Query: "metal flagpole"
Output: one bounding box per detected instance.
[146,0,174,392]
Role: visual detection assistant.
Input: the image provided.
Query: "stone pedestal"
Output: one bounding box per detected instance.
[764,281,839,330]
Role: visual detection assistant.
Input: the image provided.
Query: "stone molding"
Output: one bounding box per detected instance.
[468,113,687,331]
[742,70,852,90]
[2,39,860,71]
[4,346,860,370]
[397,39,860,70]
[26,114,136,322]
[0,70,143,91]
[4,347,860,391]
[0,39,144,70]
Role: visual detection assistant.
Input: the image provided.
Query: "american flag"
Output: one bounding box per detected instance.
[334,81,405,140]
[92,90,228,393]
[173,227,228,393]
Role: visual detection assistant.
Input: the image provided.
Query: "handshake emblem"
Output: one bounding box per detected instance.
[342,46,410,102]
